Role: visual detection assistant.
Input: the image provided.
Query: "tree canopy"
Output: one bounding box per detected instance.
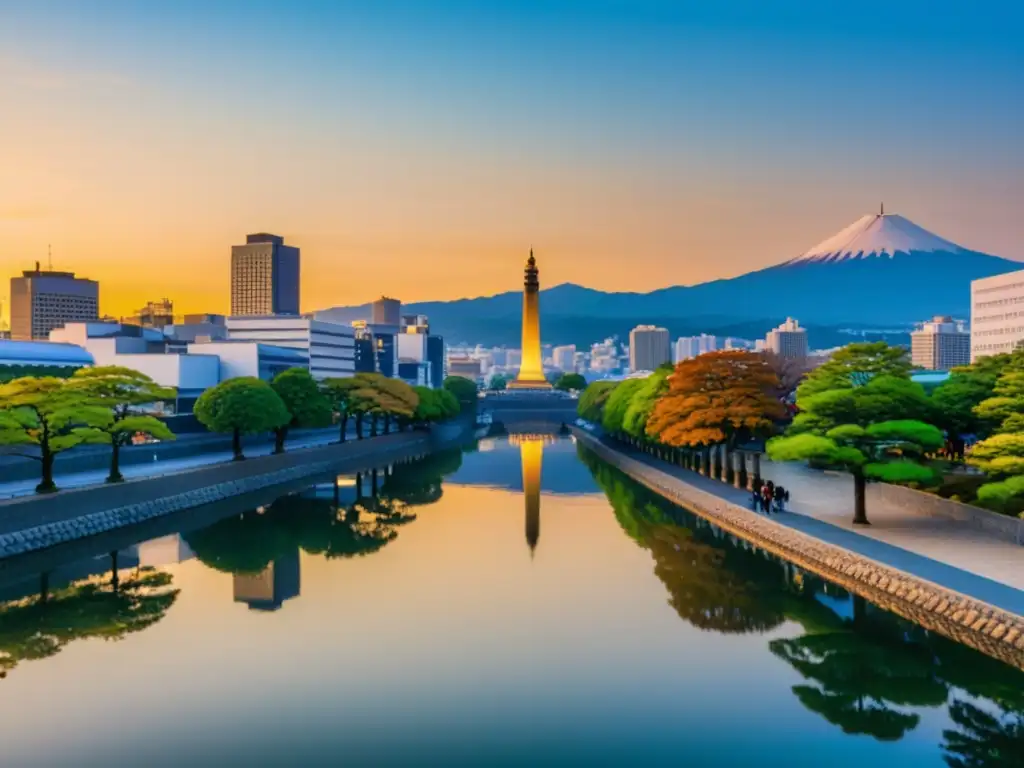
[554,372,587,392]
[577,380,617,423]
[0,376,111,492]
[601,378,645,434]
[443,376,478,405]
[193,377,291,460]
[270,368,332,452]
[646,351,783,448]
[622,368,671,441]
[797,342,910,400]
[69,366,178,482]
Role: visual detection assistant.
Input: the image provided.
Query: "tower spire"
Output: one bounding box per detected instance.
[880,202,884,216]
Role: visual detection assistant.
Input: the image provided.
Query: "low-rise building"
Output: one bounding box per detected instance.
[0,339,93,376]
[226,316,355,380]
[187,341,307,383]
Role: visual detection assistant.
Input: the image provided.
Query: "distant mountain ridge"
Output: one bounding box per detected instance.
[314,212,1022,347]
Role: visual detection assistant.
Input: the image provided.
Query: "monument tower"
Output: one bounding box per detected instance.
[510,249,552,389]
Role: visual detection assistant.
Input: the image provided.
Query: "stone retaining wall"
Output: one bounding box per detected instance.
[0,431,438,560]
[573,429,1024,671]
[869,481,1023,545]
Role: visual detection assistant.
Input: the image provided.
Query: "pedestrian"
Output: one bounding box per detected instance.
[773,484,786,513]
[751,481,763,512]
[762,481,774,515]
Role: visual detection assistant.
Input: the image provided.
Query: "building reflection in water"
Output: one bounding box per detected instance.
[510,433,557,557]
[232,549,301,612]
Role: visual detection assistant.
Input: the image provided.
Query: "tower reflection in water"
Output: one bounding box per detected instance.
[510,433,558,557]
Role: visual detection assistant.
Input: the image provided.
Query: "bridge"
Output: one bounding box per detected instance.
[479,391,578,432]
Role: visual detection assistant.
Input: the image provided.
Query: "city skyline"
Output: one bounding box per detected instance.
[3,1,1023,321]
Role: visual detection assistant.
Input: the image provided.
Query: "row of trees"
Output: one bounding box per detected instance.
[578,344,969,524]
[0,367,176,493]
[0,367,464,493]
[487,371,588,392]
[194,371,464,461]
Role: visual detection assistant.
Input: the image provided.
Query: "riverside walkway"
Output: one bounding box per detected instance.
[586,432,1024,617]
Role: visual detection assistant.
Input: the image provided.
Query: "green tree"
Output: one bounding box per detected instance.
[622,368,671,441]
[193,377,291,461]
[974,370,1024,434]
[321,376,367,442]
[0,365,81,384]
[413,386,442,425]
[436,389,460,420]
[443,376,478,406]
[931,372,1000,452]
[554,372,587,392]
[69,366,177,483]
[769,418,943,525]
[577,380,617,422]
[356,373,419,433]
[270,368,332,453]
[488,373,509,391]
[0,376,111,492]
[797,342,911,400]
[789,375,933,436]
[602,378,645,435]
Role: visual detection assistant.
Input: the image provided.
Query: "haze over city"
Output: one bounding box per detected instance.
[3,0,1024,320]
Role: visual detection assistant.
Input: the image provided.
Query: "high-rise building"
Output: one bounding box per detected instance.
[629,325,670,372]
[372,296,401,326]
[226,316,354,380]
[230,233,300,317]
[427,335,446,388]
[10,263,99,341]
[674,336,698,362]
[447,356,482,381]
[552,344,576,372]
[971,269,1024,361]
[127,298,174,329]
[765,318,809,359]
[698,334,718,354]
[911,316,970,371]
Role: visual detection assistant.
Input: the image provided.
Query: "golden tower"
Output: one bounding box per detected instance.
[509,249,552,389]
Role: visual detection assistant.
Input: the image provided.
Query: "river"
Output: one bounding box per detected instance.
[0,434,1020,766]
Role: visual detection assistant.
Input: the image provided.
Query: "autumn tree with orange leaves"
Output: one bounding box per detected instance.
[646,351,785,478]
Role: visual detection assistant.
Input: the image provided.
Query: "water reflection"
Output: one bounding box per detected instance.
[0,566,178,678]
[509,434,556,556]
[579,443,1024,756]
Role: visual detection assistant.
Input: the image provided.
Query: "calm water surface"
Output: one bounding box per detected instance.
[0,435,1022,767]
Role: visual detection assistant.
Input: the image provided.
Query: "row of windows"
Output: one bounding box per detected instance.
[973,311,1024,323]
[974,296,1024,310]
[974,280,1024,296]
[974,327,1024,337]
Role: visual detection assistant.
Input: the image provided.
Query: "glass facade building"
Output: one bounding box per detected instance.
[230,233,300,316]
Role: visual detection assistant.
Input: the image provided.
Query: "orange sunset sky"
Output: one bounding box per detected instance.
[2,2,1023,322]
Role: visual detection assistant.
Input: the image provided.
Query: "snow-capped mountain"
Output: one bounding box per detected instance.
[318,210,1022,344]
[785,210,967,265]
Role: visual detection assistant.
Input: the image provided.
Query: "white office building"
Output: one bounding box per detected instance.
[971,269,1024,361]
[552,345,576,372]
[674,336,698,362]
[226,316,355,380]
[765,318,809,359]
[911,316,970,371]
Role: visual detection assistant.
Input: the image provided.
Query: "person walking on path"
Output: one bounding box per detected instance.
[751,481,764,513]
[762,481,775,515]
[773,484,786,513]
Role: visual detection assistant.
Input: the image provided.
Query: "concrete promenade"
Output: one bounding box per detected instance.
[582,430,1024,618]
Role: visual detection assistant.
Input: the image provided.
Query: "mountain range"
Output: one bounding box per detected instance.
[315,211,1021,348]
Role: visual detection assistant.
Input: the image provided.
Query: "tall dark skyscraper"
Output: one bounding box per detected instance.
[230,233,300,316]
[10,264,99,340]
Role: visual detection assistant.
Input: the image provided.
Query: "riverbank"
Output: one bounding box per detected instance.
[0,428,463,561]
[572,428,1024,671]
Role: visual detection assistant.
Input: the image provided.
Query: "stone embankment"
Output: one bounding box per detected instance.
[573,429,1024,671]
[0,431,439,561]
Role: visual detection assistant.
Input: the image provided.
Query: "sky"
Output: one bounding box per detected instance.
[2,0,1023,321]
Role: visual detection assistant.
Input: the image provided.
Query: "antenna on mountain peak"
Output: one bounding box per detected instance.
[880,203,885,216]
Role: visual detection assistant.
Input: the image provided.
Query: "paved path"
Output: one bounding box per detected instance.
[593,434,1024,617]
[0,427,381,500]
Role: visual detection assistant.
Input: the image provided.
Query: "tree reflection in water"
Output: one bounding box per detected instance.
[0,568,179,678]
[579,444,1024,754]
[184,449,463,574]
